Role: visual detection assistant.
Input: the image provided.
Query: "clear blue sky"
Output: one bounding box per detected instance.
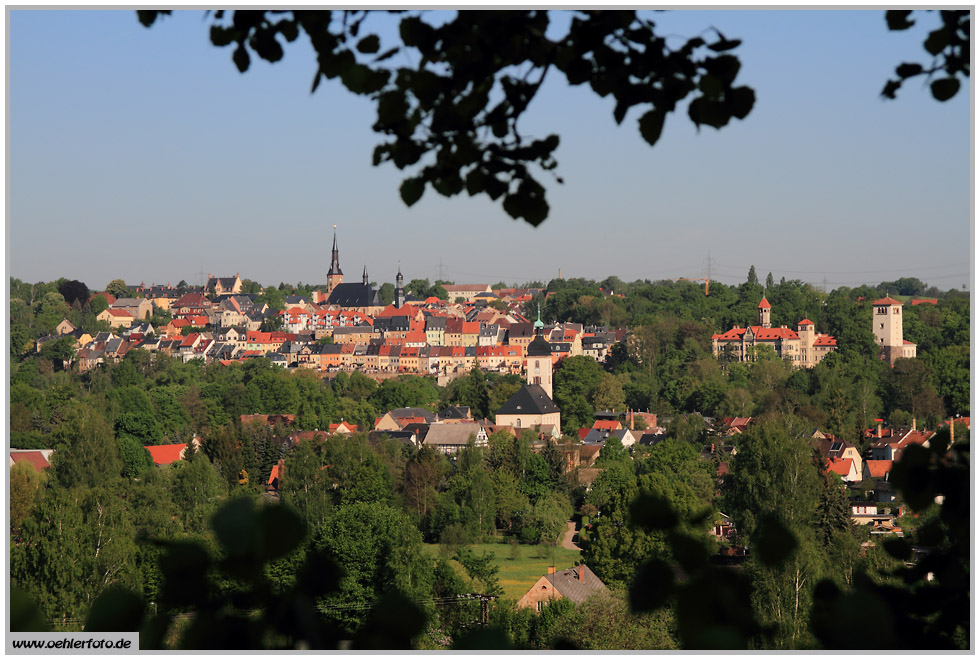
[9,9,972,292]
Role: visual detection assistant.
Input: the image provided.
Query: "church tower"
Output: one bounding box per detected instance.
[526,304,553,398]
[395,263,405,309]
[327,225,344,296]
[362,265,369,285]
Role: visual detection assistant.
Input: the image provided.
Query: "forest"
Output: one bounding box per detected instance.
[8,271,970,649]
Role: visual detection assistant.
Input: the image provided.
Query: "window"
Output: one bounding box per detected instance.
[516,419,521,428]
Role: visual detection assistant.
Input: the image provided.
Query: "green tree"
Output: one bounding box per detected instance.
[313,502,435,635]
[105,279,132,298]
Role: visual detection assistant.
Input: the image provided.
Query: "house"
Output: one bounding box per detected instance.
[441,284,493,303]
[825,457,861,483]
[517,564,609,611]
[54,318,77,336]
[205,273,243,296]
[10,449,54,470]
[111,298,154,320]
[144,440,200,466]
[422,423,489,454]
[97,308,136,328]
[712,298,836,368]
[870,425,934,462]
[582,427,638,447]
[374,408,438,431]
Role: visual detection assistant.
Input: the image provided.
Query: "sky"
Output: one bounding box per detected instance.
[8,9,972,292]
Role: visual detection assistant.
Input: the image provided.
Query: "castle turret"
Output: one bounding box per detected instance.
[873,296,914,365]
[758,298,771,328]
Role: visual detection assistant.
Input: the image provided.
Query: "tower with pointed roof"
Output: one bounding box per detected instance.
[758,297,771,328]
[362,265,369,285]
[327,225,344,296]
[395,263,405,309]
[526,304,553,398]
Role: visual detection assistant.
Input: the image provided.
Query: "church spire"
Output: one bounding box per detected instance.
[534,303,544,333]
[362,265,369,285]
[326,225,344,297]
[328,225,343,277]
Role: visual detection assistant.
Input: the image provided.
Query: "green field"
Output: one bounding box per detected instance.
[423,542,583,601]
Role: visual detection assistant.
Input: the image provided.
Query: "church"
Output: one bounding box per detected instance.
[495,308,561,431]
[318,227,404,314]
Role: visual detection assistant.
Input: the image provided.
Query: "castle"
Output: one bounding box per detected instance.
[711,298,837,368]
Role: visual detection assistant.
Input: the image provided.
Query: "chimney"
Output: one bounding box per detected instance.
[950,418,955,444]
[912,418,916,432]
[547,566,555,575]
[630,409,634,431]
[578,565,585,582]
[877,423,882,439]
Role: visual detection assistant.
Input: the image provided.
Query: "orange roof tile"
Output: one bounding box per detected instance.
[758,298,771,309]
[872,296,904,306]
[865,460,893,478]
[910,298,938,305]
[826,457,854,477]
[145,443,187,465]
[797,319,814,326]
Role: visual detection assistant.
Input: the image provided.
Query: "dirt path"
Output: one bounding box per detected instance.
[561,520,581,551]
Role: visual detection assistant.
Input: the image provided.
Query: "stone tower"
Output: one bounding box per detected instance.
[758,297,772,328]
[526,304,553,398]
[395,263,405,309]
[873,296,915,365]
[327,225,344,296]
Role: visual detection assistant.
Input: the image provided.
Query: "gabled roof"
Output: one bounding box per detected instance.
[496,384,560,416]
[145,443,187,465]
[544,565,608,604]
[10,450,52,470]
[865,460,893,479]
[423,423,484,446]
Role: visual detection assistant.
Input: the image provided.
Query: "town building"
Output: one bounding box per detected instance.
[711,298,837,368]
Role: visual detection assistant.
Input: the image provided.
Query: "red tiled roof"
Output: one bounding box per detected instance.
[758,298,771,309]
[592,420,621,430]
[145,443,187,465]
[910,298,938,305]
[826,457,854,477]
[903,340,916,345]
[105,308,133,318]
[813,336,837,346]
[797,319,814,326]
[10,451,51,470]
[872,296,903,306]
[268,463,280,485]
[865,460,893,478]
[577,428,590,441]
